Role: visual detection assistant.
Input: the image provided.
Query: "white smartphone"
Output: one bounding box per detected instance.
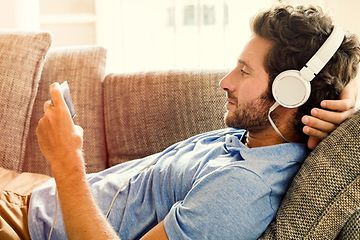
[59,81,76,118]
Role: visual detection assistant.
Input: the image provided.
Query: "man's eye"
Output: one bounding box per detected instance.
[240,69,249,75]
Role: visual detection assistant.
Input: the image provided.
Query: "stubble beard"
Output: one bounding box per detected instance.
[224,92,274,132]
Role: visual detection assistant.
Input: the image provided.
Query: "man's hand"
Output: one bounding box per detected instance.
[36,82,120,239]
[302,80,358,149]
[36,82,84,177]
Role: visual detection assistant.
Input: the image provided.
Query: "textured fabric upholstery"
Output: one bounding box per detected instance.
[260,111,360,239]
[1,30,358,236]
[0,32,51,171]
[337,209,360,239]
[23,46,107,174]
[103,71,226,166]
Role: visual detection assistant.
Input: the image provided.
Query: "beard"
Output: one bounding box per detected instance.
[224,91,275,131]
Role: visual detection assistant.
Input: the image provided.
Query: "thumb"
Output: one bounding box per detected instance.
[75,125,84,137]
[50,82,66,107]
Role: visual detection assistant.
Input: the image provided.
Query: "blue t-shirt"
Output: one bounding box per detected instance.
[28,128,306,240]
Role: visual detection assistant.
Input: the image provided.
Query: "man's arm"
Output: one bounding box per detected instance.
[36,83,168,240]
[303,79,358,149]
[52,154,120,239]
[36,83,119,239]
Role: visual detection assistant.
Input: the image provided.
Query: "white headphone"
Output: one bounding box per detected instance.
[272,25,345,108]
[268,25,344,142]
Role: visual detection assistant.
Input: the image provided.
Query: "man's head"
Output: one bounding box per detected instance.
[220,35,275,132]
[222,5,360,141]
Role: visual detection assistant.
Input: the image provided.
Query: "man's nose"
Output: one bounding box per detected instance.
[219,71,234,92]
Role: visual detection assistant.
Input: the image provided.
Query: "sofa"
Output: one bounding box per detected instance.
[0,31,359,239]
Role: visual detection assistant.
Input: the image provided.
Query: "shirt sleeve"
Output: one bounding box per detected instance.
[163,166,275,240]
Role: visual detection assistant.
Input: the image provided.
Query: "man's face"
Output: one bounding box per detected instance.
[220,35,274,131]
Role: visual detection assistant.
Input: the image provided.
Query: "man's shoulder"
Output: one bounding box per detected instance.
[164,164,275,238]
[194,163,271,195]
[241,142,307,164]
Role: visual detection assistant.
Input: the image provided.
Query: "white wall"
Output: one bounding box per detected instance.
[0,0,39,30]
[325,0,360,37]
[321,0,360,103]
[95,0,274,73]
[281,0,360,37]
[39,0,96,46]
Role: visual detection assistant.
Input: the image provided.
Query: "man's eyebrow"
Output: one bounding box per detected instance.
[237,59,254,71]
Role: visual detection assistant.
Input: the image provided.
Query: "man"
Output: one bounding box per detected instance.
[1,4,359,240]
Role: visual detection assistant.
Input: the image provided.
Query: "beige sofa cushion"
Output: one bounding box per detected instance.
[0,167,50,195]
[260,111,360,239]
[103,71,226,166]
[23,46,107,175]
[0,32,51,171]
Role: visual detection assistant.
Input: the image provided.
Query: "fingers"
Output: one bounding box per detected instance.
[309,107,354,125]
[302,115,337,133]
[46,82,73,121]
[36,117,45,136]
[74,125,84,137]
[303,125,329,140]
[303,113,336,149]
[307,136,321,150]
[320,98,355,112]
[304,79,358,150]
[43,100,52,113]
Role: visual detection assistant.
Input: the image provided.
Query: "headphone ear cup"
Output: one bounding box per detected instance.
[272,70,311,108]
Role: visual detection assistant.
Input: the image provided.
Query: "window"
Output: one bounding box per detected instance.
[95,0,275,73]
[167,7,175,27]
[11,0,359,74]
[203,5,216,25]
[183,5,196,26]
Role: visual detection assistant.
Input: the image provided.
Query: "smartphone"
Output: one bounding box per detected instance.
[59,81,76,118]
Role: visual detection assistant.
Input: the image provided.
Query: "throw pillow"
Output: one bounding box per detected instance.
[23,46,107,175]
[0,31,51,171]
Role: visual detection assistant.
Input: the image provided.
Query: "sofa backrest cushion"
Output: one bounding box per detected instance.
[23,46,107,175]
[260,110,360,239]
[103,71,226,166]
[0,32,51,171]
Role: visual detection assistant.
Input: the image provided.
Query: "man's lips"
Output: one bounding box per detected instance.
[226,98,237,105]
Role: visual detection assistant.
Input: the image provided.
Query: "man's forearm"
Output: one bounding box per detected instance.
[53,152,119,240]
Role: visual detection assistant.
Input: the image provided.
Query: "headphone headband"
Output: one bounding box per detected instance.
[300,25,345,81]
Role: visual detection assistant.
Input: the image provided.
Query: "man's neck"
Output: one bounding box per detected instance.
[245,125,303,148]
[245,128,285,148]
[244,105,306,148]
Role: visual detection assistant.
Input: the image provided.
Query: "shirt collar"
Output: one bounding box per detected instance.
[225,131,307,164]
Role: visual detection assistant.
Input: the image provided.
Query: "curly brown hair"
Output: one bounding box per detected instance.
[251,5,360,140]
